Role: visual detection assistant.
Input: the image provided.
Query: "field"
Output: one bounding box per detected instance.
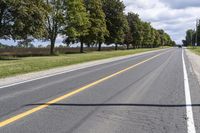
[0,48,166,78]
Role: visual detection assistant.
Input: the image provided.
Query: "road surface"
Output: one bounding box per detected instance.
[0,48,200,133]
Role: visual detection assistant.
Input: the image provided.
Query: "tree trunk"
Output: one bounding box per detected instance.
[126,44,130,50]
[98,43,102,51]
[80,41,84,53]
[50,38,56,55]
[115,44,118,50]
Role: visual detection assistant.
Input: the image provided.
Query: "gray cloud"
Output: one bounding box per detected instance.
[160,0,200,9]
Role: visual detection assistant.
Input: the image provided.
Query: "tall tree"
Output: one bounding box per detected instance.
[102,0,128,50]
[0,0,48,40]
[124,30,133,49]
[196,21,200,46]
[183,29,195,46]
[64,0,90,53]
[158,30,165,47]
[127,13,143,48]
[45,0,66,55]
[149,28,156,48]
[142,22,152,48]
[153,30,161,48]
[84,0,109,51]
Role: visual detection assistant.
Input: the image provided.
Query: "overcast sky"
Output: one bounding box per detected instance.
[123,0,200,44]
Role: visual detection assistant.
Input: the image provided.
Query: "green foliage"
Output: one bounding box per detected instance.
[142,22,152,47]
[184,20,200,46]
[102,0,128,46]
[45,0,66,54]
[124,30,133,49]
[0,0,174,52]
[183,29,195,46]
[127,12,174,48]
[188,46,200,55]
[65,0,90,40]
[153,29,161,47]
[64,0,90,52]
[83,0,109,50]
[0,0,48,40]
[197,21,200,46]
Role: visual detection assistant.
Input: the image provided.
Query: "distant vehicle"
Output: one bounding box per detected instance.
[178,45,182,48]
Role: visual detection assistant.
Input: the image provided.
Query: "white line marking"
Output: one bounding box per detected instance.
[182,49,196,133]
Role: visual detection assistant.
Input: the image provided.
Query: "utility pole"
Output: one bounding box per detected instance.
[191,30,193,46]
[196,19,200,46]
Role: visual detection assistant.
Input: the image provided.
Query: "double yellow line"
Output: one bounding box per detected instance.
[0,50,169,127]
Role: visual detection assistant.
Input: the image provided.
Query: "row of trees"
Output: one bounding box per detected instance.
[0,0,175,54]
[183,20,200,46]
[125,13,175,49]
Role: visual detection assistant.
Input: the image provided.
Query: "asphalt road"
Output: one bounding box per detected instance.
[0,48,199,133]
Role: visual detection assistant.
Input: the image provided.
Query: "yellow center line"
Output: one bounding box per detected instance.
[0,50,170,127]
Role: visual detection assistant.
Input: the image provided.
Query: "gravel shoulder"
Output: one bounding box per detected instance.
[186,49,200,85]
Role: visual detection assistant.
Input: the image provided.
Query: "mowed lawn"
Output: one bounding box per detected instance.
[0,48,165,78]
[188,46,200,55]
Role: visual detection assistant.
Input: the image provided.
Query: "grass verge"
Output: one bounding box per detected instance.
[188,46,200,55]
[0,47,167,78]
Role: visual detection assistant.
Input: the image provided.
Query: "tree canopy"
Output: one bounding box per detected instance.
[102,0,129,49]
[0,0,48,40]
[83,0,109,51]
[45,0,66,54]
[64,0,90,53]
[0,0,175,53]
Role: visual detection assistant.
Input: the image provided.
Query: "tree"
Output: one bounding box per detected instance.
[84,0,109,51]
[0,43,10,48]
[192,31,196,46]
[172,41,176,46]
[102,0,128,50]
[127,13,143,48]
[158,30,165,47]
[182,40,187,46]
[45,0,66,55]
[142,22,152,48]
[64,0,90,53]
[0,0,48,40]
[185,29,194,46]
[149,27,156,48]
[124,30,133,49]
[153,30,161,48]
[196,21,200,46]
[17,38,34,48]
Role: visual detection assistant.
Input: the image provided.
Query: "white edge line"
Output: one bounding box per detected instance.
[0,48,170,89]
[182,49,196,133]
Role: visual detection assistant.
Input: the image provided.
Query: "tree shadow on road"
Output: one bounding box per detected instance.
[25,103,200,108]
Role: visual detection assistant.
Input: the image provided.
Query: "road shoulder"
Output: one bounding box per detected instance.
[186,49,200,85]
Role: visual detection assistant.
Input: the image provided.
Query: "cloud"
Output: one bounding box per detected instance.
[123,0,200,44]
[160,0,200,9]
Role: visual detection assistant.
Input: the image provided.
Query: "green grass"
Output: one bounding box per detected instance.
[188,46,200,55]
[0,47,167,78]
